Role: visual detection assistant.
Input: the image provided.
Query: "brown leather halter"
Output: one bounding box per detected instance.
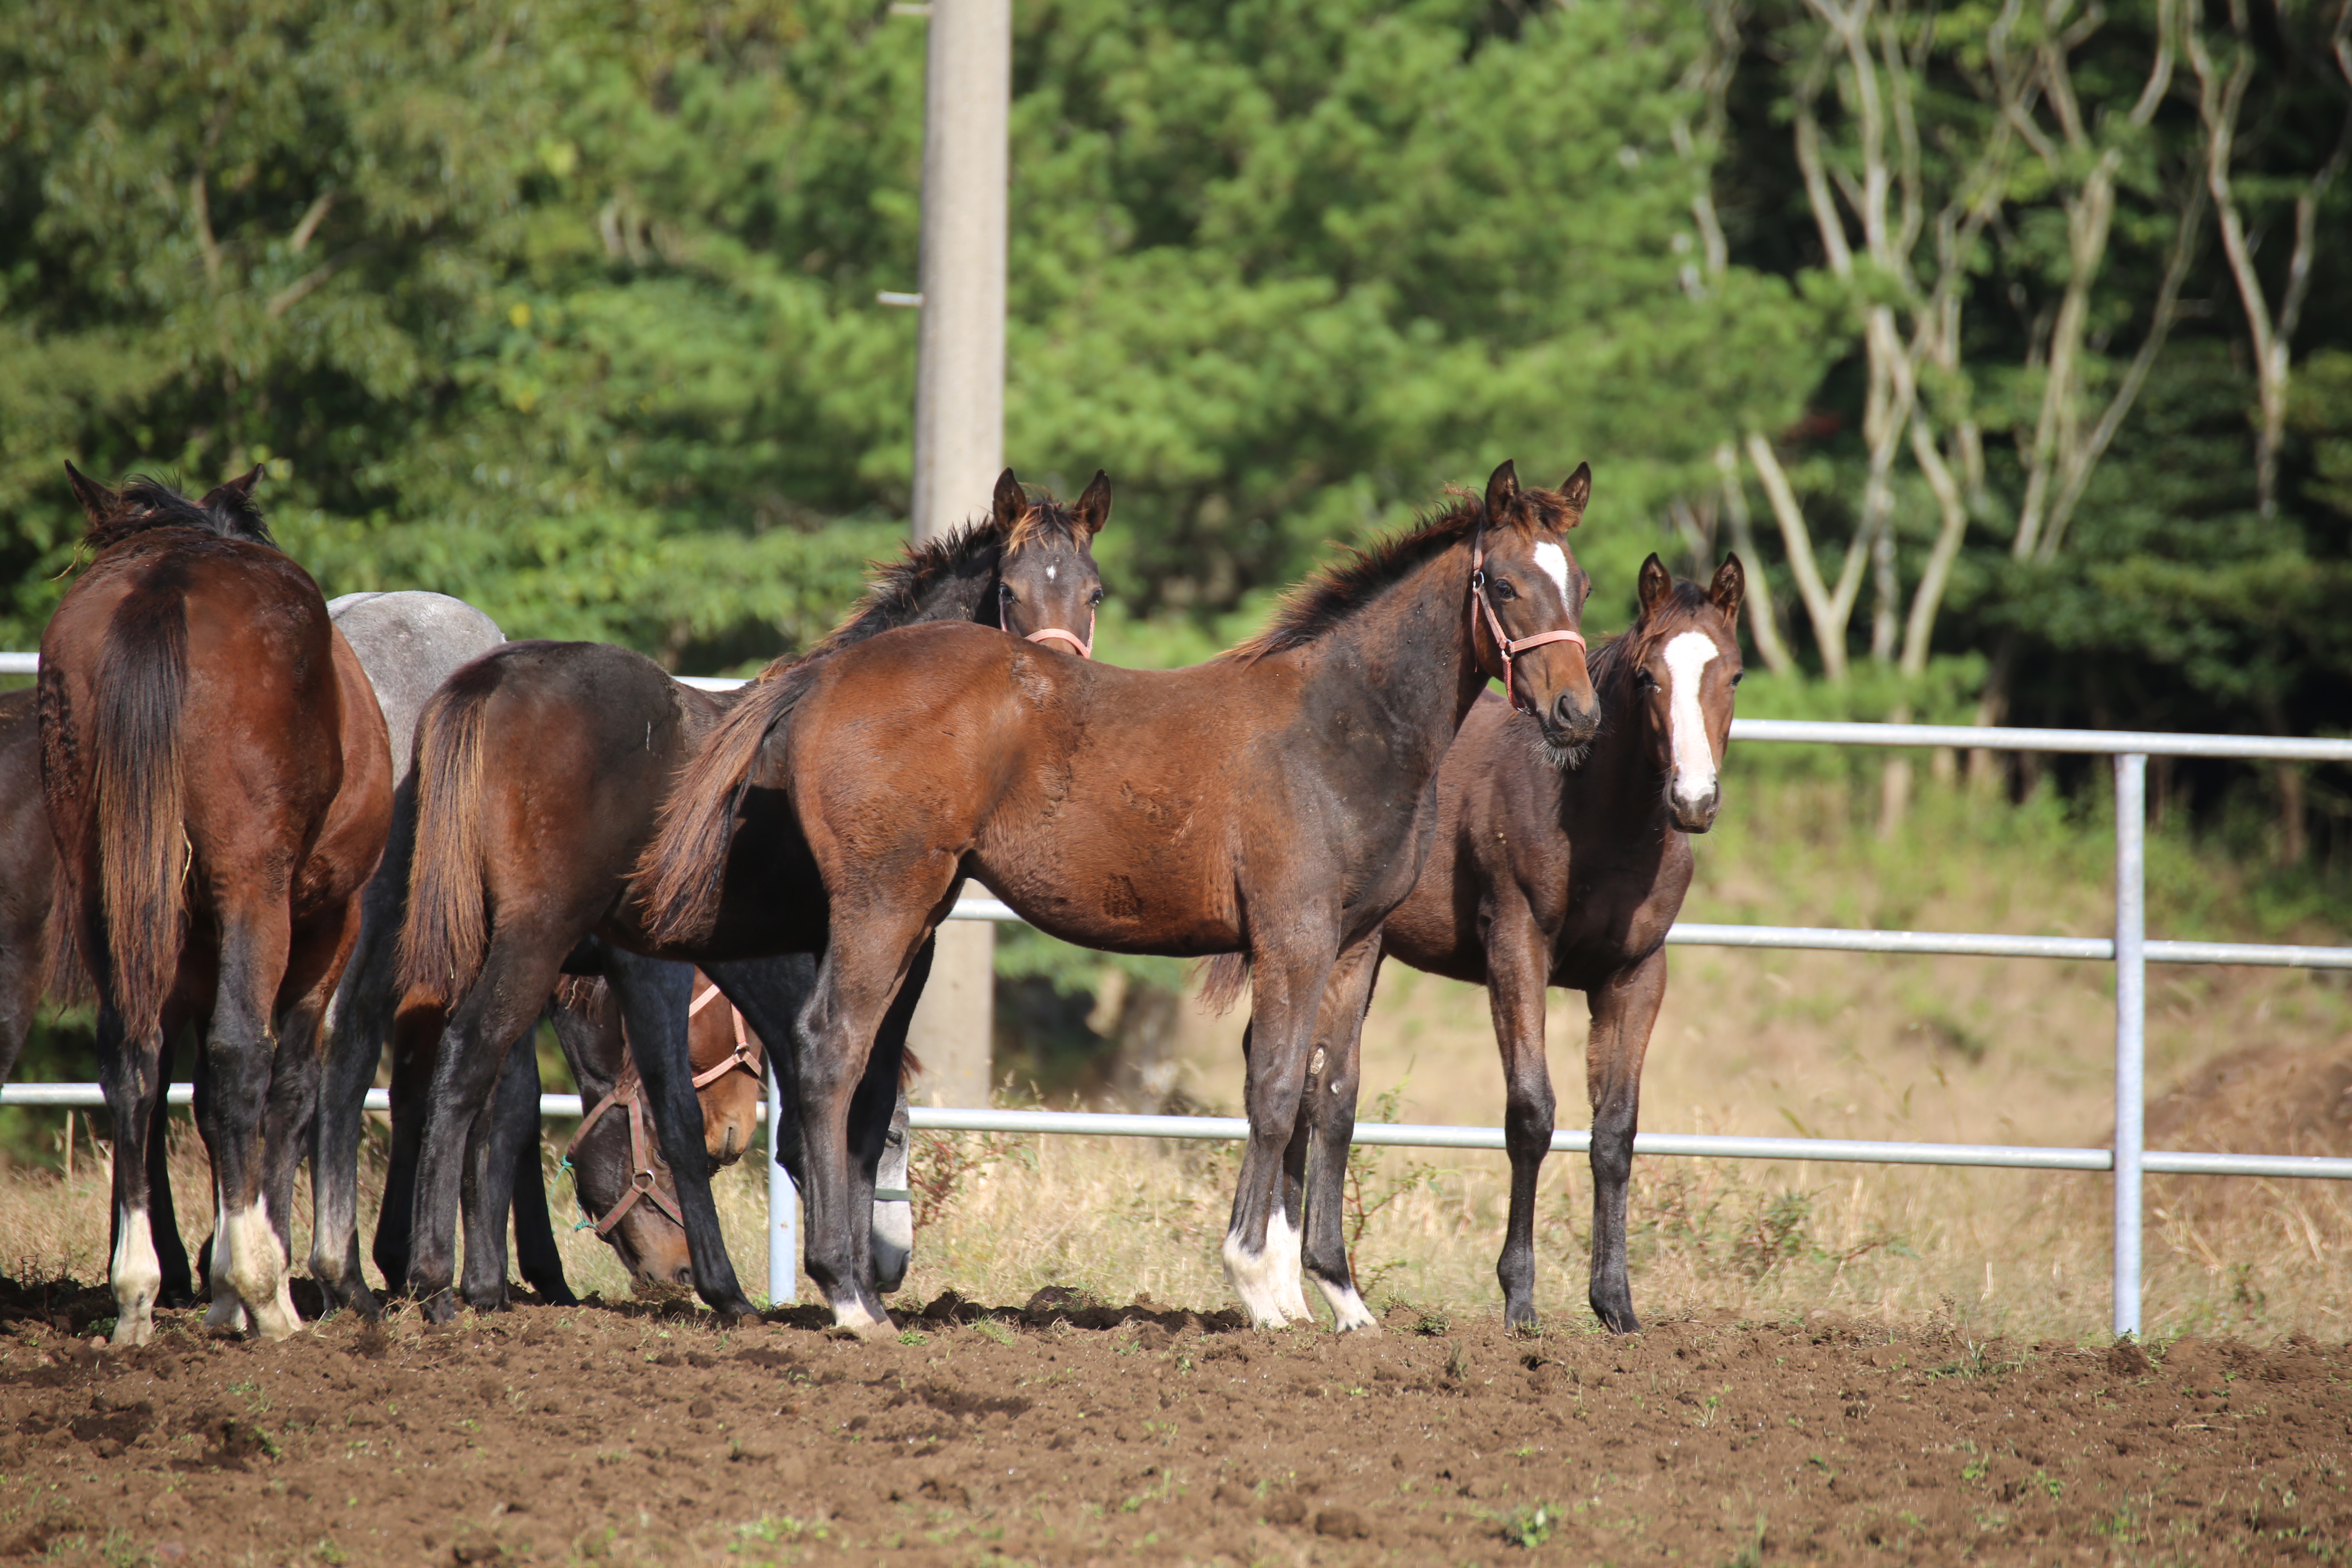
[563,978,765,1238]
[1470,533,1585,716]
[1024,617,1094,659]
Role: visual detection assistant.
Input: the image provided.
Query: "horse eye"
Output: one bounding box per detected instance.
[1492,579,1517,601]
[1635,669,1657,690]
[1089,588,1104,606]
[1731,670,1744,686]
[998,582,1014,601]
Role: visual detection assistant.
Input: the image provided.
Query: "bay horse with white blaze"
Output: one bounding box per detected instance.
[641,462,1601,1333]
[37,466,391,1344]
[395,469,1108,1320]
[1327,552,1744,1332]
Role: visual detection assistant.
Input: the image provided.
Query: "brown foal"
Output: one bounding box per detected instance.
[641,462,1601,1332]
[1334,553,1745,1332]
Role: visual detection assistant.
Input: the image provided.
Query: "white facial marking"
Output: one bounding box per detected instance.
[1662,630,1721,811]
[1532,541,1572,607]
[1046,563,1057,581]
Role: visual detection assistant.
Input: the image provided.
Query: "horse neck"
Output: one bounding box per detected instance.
[1290,541,1487,771]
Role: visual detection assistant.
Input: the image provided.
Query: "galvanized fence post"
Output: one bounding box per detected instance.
[766,1056,796,1308]
[2113,753,2148,1339]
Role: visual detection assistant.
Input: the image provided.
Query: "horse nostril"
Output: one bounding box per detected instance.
[1553,692,1592,735]
[673,1264,695,1288]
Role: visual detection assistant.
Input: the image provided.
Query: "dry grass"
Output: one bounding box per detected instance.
[2,777,2345,1345]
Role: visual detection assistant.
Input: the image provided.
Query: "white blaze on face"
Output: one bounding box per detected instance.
[1531,541,1572,611]
[1046,563,1057,581]
[1661,630,1721,811]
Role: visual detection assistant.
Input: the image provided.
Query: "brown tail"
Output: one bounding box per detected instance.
[39,893,92,1011]
[1195,952,1252,1018]
[395,673,496,1007]
[76,594,191,1043]
[635,659,826,947]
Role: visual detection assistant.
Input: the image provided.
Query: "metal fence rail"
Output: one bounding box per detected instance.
[6,648,2349,1336]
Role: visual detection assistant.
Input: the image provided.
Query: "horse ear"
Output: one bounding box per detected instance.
[1483,460,1519,523]
[1074,469,1112,537]
[200,466,264,512]
[992,468,1027,529]
[1559,462,1592,523]
[63,461,114,526]
[1638,552,1673,616]
[1710,553,1745,625]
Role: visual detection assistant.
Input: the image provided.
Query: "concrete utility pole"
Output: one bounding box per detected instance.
[904,0,1011,1110]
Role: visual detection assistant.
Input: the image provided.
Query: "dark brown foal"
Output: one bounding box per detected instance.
[1336,553,1744,1331]
[394,470,1107,1320]
[641,462,1601,1332]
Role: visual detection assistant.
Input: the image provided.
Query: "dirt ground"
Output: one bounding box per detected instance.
[0,1281,2344,1566]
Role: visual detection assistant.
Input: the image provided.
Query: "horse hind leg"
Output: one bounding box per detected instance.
[1297,938,1381,1332]
[200,899,304,1342]
[1218,945,1336,1330]
[310,859,406,1319]
[459,1035,552,1311]
[98,1001,170,1346]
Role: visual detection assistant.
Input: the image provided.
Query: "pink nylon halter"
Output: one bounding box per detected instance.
[1024,615,1094,659]
[1470,533,1586,715]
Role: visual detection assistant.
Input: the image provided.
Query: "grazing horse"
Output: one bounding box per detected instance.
[37,467,392,1344]
[395,468,1109,1319]
[1343,554,1744,1331]
[641,462,1601,1332]
[550,971,922,1294]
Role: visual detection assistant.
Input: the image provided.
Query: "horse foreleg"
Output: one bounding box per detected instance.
[311,846,405,1319]
[1298,935,1382,1332]
[98,1002,169,1346]
[1220,945,1335,1330]
[1585,946,1666,1335]
[1488,913,1557,1331]
[508,1087,577,1307]
[370,998,440,1295]
[608,949,757,1321]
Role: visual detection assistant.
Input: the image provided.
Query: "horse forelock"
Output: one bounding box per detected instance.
[1590,581,1735,708]
[87,475,276,552]
[1001,495,1088,557]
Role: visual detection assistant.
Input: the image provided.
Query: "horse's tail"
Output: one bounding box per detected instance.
[395,670,496,1008]
[635,660,826,947]
[1195,953,1252,1018]
[39,892,93,1011]
[78,596,192,1044]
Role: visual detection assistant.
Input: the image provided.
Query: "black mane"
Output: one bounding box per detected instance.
[1228,487,1579,663]
[85,474,275,552]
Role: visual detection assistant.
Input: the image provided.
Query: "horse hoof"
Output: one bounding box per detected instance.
[419,1290,459,1325]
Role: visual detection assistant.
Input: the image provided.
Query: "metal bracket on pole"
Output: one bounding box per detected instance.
[2113,753,2147,1339]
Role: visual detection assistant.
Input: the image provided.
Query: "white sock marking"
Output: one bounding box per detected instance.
[1314,1275,1379,1333]
[1532,541,1572,608]
[1220,1229,1291,1329]
[1266,1207,1312,1323]
[216,1196,301,1341]
[1662,630,1720,812]
[111,1204,162,1347]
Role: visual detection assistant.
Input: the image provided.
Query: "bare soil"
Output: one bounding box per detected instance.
[0,1280,2344,1566]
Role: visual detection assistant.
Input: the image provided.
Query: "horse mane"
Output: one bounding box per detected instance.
[1223,487,1574,664]
[84,474,275,552]
[786,494,1090,670]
